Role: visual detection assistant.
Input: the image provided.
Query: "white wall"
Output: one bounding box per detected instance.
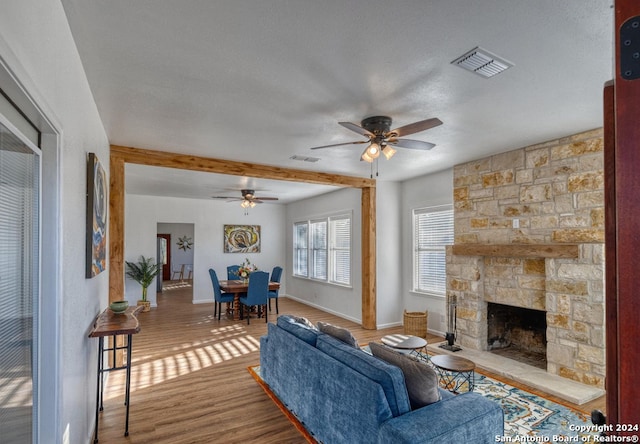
[286,188,363,322]
[1,1,111,442]
[401,168,453,335]
[126,194,286,305]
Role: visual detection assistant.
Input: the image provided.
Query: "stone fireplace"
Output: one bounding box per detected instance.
[446,129,605,389]
[487,302,547,369]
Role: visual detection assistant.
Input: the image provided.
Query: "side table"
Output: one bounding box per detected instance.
[381,334,429,362]
[430,354,476,393]
[88,305,142,443]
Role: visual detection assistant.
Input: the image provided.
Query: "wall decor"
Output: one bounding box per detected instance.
[177,235,193,251]
[86,153,108,278]
[224,224,261,253]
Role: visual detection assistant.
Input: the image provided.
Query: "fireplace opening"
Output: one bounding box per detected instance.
[487,302,547,369]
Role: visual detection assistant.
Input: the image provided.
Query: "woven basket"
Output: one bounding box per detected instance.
[403,310,428,338]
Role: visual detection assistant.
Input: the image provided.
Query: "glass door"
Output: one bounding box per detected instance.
[0,119,41,443]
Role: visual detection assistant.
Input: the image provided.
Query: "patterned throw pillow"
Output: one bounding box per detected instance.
[291,315,317,330]
[369,342,441,409]
[316,321,359,348]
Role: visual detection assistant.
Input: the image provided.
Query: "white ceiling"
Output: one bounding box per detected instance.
[61,0,614,203]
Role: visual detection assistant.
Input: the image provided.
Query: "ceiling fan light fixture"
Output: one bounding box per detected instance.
[361,147,374,163]
[381,145,397,160]
[240,199,250,208]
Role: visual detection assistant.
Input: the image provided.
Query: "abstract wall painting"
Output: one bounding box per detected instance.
[224,224,261,253]
[86,153,108,278]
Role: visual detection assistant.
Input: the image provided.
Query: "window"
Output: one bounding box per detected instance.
[309,220,327,280]
[293,222,308,277]
[329,216,351,285]
[293,213,351,286]
[413,206,454,296]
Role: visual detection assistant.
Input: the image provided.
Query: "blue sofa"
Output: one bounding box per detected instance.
[259,315,504,444]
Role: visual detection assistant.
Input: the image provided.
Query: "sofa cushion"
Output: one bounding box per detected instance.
[369,342,441,409]
[277,314,321,346]
[317,334,411,417]
[317,321,359,348]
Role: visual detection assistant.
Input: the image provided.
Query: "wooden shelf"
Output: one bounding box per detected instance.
[451,243,579,258]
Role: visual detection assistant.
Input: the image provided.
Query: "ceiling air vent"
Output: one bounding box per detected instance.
[451,47,513,78]
[290,155,320,163]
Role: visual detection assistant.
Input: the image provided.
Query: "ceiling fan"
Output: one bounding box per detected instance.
[310,115,443,162]
[211,189,279,208]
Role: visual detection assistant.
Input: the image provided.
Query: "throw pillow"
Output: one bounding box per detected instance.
[291,315,317,330]
[369,342,441,409]
[317,321,359,348]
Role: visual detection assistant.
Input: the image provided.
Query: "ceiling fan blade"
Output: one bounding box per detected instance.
[339,121,375,137]
[388,138,436,150]
[254,197,279,201]
[310,140,367,150]
[388,118,443,137]
[211,196,242,201]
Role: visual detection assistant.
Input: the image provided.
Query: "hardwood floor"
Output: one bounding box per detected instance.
[95,282,605,443]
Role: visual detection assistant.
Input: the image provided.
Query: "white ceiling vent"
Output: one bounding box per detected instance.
[290,155,320,163]
[451,47,513,78]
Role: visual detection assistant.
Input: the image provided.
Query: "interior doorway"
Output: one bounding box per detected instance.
[157,233,171,281]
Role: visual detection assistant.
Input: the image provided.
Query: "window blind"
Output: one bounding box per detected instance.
[293,222,308,277]
[413,207,453,296]
[309,220,327,280]
[0,121,40,443]
[329,216,351,285]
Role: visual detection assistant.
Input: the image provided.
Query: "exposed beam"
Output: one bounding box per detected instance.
[110,145,375,188]
[109,145,378,329]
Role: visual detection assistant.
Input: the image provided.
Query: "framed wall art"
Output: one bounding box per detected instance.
[224,224,261,253]
[86,153,108,278]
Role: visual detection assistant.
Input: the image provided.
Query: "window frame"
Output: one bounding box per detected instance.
[292,212,352,287]
[412,205,454,298]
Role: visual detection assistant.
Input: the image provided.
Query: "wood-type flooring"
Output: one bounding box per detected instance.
[95,282,605,443]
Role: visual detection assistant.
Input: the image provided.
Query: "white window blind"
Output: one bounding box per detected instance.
[0,120,40,443]
[292,213,352,286]
[413,206,453,296]
[293,222,308,277]
[309,220,327,280]
[329,216,351,285]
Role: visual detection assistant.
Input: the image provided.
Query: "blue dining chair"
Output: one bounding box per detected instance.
[209,269,234,320]
[268,266,283,314]
[239,270,269,324]
[227,265,240,280]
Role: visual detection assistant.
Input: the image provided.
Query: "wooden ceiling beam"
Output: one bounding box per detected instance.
[109,144,378,329]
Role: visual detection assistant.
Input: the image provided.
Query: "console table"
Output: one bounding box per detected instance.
[88,305,142,443]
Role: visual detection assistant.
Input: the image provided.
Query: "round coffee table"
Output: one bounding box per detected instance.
[430,354,476,393]
[380,334,428,362]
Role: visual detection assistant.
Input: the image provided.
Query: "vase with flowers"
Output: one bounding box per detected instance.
[236,258,258,283]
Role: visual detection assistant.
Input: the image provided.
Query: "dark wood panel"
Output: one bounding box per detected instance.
[613,0,640,428]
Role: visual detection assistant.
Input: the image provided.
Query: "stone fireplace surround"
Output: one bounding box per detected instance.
[444,128,606,400]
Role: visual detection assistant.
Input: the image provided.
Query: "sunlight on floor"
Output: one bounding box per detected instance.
[104,325,261,399]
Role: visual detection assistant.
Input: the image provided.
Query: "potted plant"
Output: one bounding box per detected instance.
[125,255,161,312]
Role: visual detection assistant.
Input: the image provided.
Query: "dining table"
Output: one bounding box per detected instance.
[219,279,280,321]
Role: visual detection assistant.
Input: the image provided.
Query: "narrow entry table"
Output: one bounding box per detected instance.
[89,306,142,443]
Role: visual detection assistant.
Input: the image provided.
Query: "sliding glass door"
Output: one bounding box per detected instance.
[0,119,40,443]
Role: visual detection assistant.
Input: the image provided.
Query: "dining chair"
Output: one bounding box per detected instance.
[227,265,240,280]
[239,270,269,324]
[171,263,185,281]
[209,268,235,320]
[268,266,283,314]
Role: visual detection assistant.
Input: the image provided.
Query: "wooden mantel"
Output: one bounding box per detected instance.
[451,243,579,259]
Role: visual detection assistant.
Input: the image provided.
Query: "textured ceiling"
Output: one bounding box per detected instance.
[61,0,613,202]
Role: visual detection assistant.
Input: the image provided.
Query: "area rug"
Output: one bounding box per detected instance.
[248,364,599,442]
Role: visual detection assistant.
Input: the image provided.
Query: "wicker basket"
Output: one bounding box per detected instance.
[403,310,428,338]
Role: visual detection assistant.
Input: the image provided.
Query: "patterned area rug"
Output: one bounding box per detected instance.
[249,365,599,442]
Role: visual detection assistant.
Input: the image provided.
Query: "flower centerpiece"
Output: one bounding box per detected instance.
[237,258,258,283]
